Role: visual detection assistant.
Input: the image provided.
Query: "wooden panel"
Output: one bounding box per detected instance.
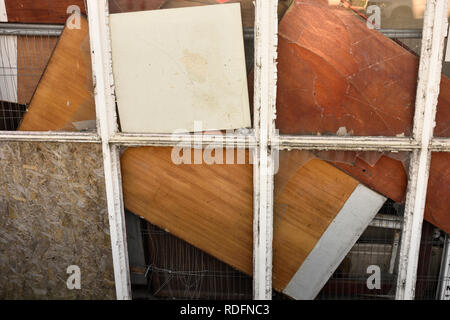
[4,0,87,24]
[426,153,450,233]
[161,0,255,27]
[18,16,95,131]
[17,36,58,105]
[109,4,250,133]
[109,0,166,13]
[120,147,361,293]
[276,0,450,233]
[332,155,408,203]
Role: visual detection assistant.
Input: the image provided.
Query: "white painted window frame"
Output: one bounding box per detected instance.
[0,0,449,300]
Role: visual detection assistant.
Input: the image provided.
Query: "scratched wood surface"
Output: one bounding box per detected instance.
[18,16,96,131]
[121,147,359,292]
[4,0,87,24]
[276,0,450,233]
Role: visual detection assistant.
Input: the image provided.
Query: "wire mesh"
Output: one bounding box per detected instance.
[129,198,447,300]
[138,222,254,300]
[0,31,58,130]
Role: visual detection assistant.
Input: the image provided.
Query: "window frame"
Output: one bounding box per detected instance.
[0,0,449,300]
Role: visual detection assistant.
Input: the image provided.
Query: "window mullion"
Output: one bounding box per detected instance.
[396,0,449,300]
[253,0,278,300]
[87,0,131,300]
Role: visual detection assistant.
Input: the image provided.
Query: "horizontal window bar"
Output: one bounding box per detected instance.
[0,131,100,143]
[0,23,63,36]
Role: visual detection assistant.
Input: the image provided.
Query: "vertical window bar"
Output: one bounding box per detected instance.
[253,0,278,300]
[87,0,131,300]
[396,0,449,300]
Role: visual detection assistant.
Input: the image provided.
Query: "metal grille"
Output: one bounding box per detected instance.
[0,30,59,130]
[137,222,254,300]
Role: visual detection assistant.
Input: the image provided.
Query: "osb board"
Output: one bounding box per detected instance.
[0,142,115,299]
[121,147,359,292]
[18,16,96,132]
[17,36,58,105]
[4,0,87,24]
[276,0,450,233]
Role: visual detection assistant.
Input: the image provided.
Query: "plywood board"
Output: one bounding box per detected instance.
[120,147,385,298]
[109,4,250,133]
[4,0,87,24]
[18,16,96,131]
[161,0,255,28]
[276,0,450,233]
[109,0,166,13]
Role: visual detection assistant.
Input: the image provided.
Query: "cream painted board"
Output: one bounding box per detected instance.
[109,4,251,133]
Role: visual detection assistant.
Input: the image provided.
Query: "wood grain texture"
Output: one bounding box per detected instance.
[276,0,450,233]
[426,153,450,233]
[18,16,95,131]
[4,0,87,24]
[17,36,58,105]
[120,147,359,292]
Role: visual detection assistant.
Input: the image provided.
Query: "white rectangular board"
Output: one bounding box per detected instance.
[109,4,251,133]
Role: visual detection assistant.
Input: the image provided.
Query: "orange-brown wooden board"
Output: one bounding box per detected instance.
[17,36,58,105]
[426,153,450,232]
[276,0,450,233]
[121,147,360,292]
[18,16,95,131]
[109,0,166,13]
[4,0,87,24]
[161,0,255,27]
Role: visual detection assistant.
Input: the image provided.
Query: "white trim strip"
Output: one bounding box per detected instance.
[283,184,386,300]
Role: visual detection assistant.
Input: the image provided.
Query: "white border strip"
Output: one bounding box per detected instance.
[87,0,131,300]
[283,184,386,300]
[396,0,449,300]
